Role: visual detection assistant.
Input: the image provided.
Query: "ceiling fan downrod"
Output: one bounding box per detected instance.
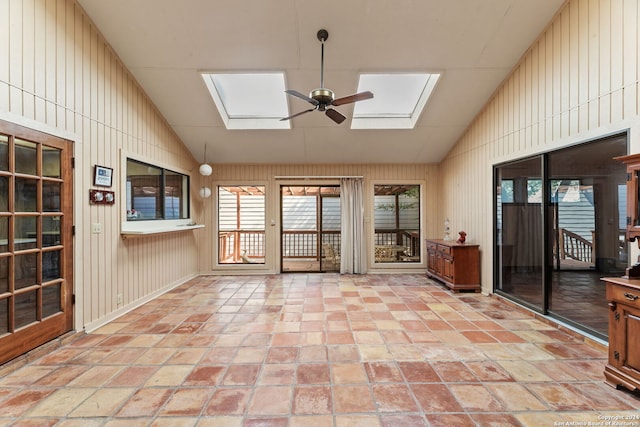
[317,29,328,89]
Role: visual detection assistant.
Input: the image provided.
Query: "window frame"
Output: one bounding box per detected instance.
[214,181,270,269]
[216,184,267,265]
[120,152,198,237]
[371,181,424,266]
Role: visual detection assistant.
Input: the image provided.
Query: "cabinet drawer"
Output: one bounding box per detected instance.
[427,241,437,251]
[437,245,451,255]
[609,284,640,309]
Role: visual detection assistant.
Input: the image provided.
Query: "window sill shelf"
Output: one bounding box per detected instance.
[121,224,204,239]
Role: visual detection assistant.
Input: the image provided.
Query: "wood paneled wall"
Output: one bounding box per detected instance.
[439,0,640,293]
[0,0,200,331]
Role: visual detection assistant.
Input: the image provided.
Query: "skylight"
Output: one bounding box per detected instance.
[351,73,440,129]
[201,73,290,130]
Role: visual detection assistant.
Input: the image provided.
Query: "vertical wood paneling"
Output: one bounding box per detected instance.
[0,0,8,111]
[3,0,200,328]
[610,0,624,123]
[569,1,580,135]
[441,0,640,292]
[588,0,600,128]
[624,0,637,119]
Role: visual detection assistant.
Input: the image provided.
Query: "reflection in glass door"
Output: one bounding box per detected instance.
[495,134,627,339]
[0,120,74,365]
[495,157,544,310]
[281,186,340,272]
[546,138,627,337]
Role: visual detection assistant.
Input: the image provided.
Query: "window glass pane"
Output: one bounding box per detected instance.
[494,157,544,307]
[527,179,542,202]
[0,217,7,253]
[0,176,8,212]
[15,139,37,175]
[0,135,8,171]
[165,170,188,219]
[0,297,7,333]
[15,216,37,250]
[374,185,421,263]
[43,250,61,282]
[0,256,7,293]
[15,253,37,289]
[43,284,61,318]
[546,136,627,338]
[43,182,61,212]
[321,192,341,272]
[126,159,190,221]
[43,216,61,247]
[126,159,162,220]
[282,187,317,261]
[15,178,37,212]
[42,146,61,178]
[499,180,514,203]
[218,186,266,264]
[15,291,37,328]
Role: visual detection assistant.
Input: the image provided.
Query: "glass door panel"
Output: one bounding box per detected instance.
[495,156,544,310]
[547,136,627,338]
[320,190,341,272]
[281,186,340,272]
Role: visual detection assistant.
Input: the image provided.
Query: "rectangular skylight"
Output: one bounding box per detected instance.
[351,73,440,129]
[201,72,290,130]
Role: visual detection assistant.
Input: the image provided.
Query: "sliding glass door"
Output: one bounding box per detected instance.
[281,186,340,272]
[495,156,544,310]
[494,134,627,338]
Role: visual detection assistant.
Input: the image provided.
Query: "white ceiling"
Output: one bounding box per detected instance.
[77,0,565,164]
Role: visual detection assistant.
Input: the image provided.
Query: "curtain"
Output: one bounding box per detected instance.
[340,178,366,274]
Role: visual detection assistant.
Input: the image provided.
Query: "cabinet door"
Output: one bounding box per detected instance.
[427,250,437,273]
[442,257,454,281]
[623,306,640,375]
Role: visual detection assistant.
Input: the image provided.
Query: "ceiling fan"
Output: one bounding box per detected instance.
[281,29,373,124]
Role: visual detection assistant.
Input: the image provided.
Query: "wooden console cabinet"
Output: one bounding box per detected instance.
[426,239,480,292]
[603,277,640,392]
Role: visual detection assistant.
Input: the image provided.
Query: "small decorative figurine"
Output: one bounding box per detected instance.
[457,231,467,244]
[444,218,452,241]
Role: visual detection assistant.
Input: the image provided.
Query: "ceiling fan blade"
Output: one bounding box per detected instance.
[280,108,316,121]
[325,108,346,124]
[285,89,319,106]
[332,91,374,106]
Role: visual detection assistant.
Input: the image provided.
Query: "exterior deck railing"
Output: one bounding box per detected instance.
[557,228,594,264]
[219,229,420,263]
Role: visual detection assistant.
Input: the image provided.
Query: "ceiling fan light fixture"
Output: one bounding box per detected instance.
[281,28,373,124]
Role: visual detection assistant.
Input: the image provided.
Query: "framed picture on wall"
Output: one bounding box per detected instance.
[94,165,113,187]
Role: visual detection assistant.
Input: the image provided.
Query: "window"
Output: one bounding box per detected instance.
[218,186,266,264]
[351,73,440,129]
[373,185,421,263]
[126,159,189,221]
[201,73,290,130]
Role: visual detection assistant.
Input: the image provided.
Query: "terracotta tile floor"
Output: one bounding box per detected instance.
[1,274,639,427]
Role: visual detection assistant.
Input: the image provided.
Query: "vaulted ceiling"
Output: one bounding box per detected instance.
[77,0,565,164]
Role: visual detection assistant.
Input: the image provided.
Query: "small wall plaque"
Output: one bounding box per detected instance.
[94,165,113,187]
